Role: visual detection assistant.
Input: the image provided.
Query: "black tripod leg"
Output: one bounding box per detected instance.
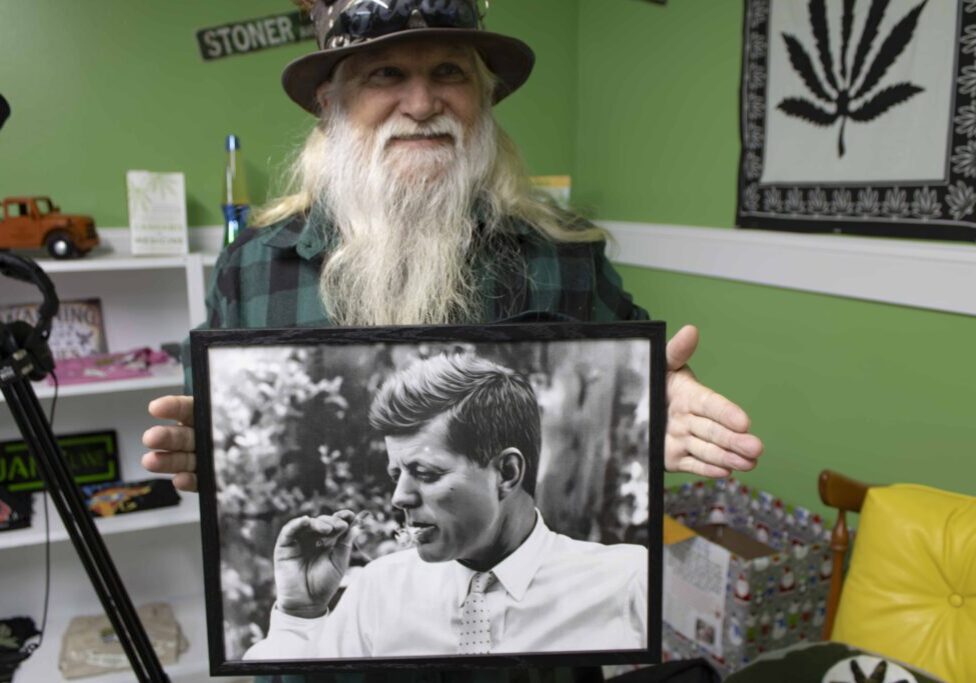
[0,369,170,682]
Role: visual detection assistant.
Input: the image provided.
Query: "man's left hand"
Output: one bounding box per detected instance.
[665,325,764,478]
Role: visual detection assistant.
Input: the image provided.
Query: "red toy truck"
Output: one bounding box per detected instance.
[0,196,99,259]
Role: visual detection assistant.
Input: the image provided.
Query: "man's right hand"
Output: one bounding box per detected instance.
[274,510,357,618]
[141,395,197,492]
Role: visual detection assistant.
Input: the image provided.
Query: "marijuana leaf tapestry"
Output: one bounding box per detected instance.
[736,0,976,242]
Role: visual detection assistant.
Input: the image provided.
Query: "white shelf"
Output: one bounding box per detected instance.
[16,224,223,273]
[0,225,235,683]
[24,247,218,273]
[0,496,200,550]
[12,592,231,683]
[0,364,185,403]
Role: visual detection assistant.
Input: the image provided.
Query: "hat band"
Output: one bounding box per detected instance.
[323,0,482,50]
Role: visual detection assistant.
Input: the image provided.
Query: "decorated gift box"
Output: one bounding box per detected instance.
[661,478,835,677]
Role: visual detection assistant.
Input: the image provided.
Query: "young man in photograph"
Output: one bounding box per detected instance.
[244,353,648,659]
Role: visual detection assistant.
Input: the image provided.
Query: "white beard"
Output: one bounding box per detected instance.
[313,107,498,326]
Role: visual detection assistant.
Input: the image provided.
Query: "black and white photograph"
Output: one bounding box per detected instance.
[737,0,976,241]
[191,323,664,674]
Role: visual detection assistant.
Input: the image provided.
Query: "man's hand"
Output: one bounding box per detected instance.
[665,325,763,478]
[274,511,357,618]
[141,395,198,492]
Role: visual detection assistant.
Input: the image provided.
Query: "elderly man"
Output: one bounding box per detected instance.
[143,0,762,680]
[244,353,648,660]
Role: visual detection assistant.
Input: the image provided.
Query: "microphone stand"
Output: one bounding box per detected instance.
[0,269,169,682]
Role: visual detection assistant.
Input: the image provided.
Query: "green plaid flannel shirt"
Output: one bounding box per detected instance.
[200,213,648,332]
[194,212,648,683]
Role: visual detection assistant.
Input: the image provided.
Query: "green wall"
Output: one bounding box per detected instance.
[0,0,578,227]
[575,0,976,514]
[3,0,972,517]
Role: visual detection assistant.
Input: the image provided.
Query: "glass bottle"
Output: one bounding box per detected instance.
[222,134,250,245]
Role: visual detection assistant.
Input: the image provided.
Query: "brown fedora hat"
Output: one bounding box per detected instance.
[282,0,535,115]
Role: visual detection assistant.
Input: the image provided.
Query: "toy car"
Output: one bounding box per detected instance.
[0,196,99,259]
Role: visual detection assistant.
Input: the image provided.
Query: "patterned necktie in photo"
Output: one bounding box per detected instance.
[458,571,495,654]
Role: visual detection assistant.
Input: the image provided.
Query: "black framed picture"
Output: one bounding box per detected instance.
[736,0,976,242]
[191,321,664,674]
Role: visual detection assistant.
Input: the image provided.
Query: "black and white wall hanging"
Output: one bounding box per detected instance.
[736,0,976,242]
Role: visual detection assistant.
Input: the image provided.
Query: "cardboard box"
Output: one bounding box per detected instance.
[662,478,833,676]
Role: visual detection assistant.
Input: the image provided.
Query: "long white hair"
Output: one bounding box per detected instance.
[252,48,604,325]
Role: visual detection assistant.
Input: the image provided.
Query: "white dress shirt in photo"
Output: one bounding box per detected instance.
[243,512,648,660]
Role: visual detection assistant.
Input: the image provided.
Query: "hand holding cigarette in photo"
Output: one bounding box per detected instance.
[273,509,358,618]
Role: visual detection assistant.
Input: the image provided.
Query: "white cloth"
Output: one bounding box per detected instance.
[458,571,495,654]
[243,512,647,660]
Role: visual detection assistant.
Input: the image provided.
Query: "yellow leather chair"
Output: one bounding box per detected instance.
[819,470,976,683]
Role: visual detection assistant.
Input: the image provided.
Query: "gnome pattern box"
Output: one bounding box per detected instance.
[661,478,834,677]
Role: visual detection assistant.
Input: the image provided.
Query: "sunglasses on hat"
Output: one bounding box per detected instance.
[325,0,484,48]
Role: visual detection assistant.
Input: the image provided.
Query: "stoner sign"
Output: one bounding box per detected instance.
[197,11,316,61]
[0,431,120,493]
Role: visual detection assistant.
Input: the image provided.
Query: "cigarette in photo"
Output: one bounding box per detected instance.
[394,525,422,548]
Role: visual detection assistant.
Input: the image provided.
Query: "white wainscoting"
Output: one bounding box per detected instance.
[599,222,976,317]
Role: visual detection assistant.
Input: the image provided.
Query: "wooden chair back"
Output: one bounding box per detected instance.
[817,469,873,640]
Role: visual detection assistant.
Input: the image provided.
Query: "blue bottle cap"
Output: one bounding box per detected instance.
[226,134,241,151]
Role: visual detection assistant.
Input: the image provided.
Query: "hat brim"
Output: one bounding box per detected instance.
[281,28,535,115]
